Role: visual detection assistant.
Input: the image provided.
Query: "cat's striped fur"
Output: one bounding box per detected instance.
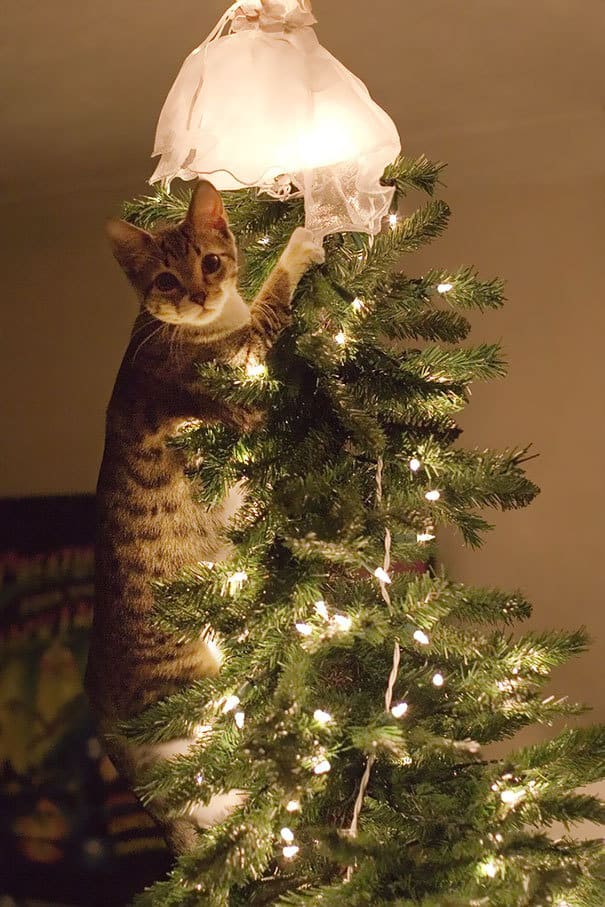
[85,181,324,852]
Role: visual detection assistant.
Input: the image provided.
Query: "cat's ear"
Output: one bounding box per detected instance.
[186,180,228,234]
[106,219,157,273]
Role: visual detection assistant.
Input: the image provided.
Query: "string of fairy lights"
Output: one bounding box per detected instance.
[184,219,543,886]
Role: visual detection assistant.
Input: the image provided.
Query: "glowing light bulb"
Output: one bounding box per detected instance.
[500,787,525,806]
[259,235,271,246]
[409,457,422,472]
[280,827,295,843]
[195,772,204,785]
[313,709,332,725]
[482,860,498,878]
[388,213,398,229]
[437,282,453,294]
[352,297,364,312]
[333,614,352,631]
[494,833,503,843]
[391,701,409,718]
[286,800,301,812]
[417,531,436,543]
[282,845,300,859]
[425,490,441,502]
[221,695,240,714]
[314,758,331,775]
[374,566,391,584]
[246,361,267,378]
[234,711,245,729]
[314,600,329,620]
[334,331,347,345]
[227,570,248,594]
[432,672,445,687]
[413,629,430,645]
[296,622,313,636]
[193,724,212,738]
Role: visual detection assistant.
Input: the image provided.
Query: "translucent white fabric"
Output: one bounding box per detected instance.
[150,0,401,239]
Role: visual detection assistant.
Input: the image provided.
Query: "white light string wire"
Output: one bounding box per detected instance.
[345,456,401,881]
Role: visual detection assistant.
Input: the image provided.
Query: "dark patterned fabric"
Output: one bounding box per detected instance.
[0,497,170,907]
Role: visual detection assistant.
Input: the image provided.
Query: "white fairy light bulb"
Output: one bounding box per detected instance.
[334,331,347,345]
[282,845,300,859]
[481,859,498,878]
[391,701,409,718]
[286,800,301,813]
[437,282,453,294]
[234,711,245,729]
[259,235,271,246]
[388,212,398,229]
[374,566,391,584]
[313,709,332,725]
[432,672,445,687]
[193,724,212,738]
[500,787,526,806]
[333,613,352,631]
[409,457,422,472]
[227,570,248,594]
[313,758,331,775]
[352,297,364,312]
[246,360,267,378]
[195,772,204,785]
[417,531,436,543]
[425,489,441,502]
[221,694,241,714]
[295,622,313,636]
[280,827,295,843]
[413,629,430,646]
[314,600,329,620]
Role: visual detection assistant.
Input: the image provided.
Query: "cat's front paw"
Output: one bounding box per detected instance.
[285,227,325,268]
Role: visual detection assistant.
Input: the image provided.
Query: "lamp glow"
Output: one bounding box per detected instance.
[437,282,453,294]
[391,702,408,718]
[150,0,401,239]
[413,630,430,645]
[425,490,441,502]
[282,845,300,859]
[432,672,445,687]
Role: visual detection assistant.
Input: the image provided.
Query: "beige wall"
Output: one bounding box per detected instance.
[1,1,603,724]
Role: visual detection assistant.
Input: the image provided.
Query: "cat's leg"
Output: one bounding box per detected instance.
[100,728,244,855]
[247,227,325,348]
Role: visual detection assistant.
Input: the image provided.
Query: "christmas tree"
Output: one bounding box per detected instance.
[120,156,605,906]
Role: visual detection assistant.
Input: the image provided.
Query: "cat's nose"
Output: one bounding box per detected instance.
[190,290,207,306]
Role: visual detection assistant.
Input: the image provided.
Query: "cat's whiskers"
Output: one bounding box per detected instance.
[130,321,168,364]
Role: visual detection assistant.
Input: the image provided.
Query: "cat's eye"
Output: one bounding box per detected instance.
[154,272,182,292]
[202,254,221,274]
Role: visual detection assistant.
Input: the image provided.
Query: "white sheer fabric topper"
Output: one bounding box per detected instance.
[150,0,401,239]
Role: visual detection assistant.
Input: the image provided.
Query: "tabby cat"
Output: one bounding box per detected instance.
[85,180,324,853]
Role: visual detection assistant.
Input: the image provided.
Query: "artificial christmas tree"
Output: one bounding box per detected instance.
[115,157,605,906]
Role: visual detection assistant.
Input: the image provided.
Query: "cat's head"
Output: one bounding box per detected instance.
[106,181,239,328]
